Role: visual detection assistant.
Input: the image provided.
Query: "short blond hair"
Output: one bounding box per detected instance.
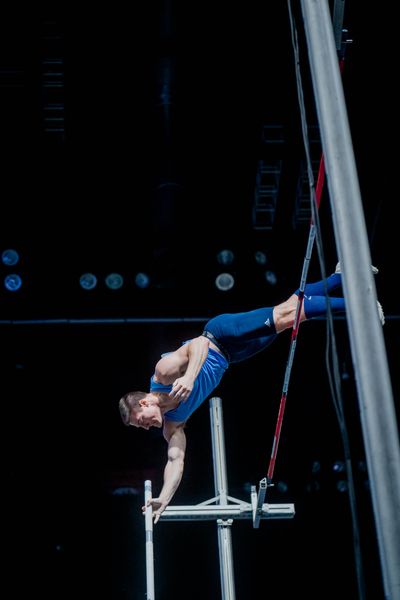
[119,391,147,426]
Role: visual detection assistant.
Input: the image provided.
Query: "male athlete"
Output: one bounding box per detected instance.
[119,264,383,522]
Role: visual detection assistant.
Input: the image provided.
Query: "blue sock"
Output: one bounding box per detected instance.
[295,273,342,297]
[303,295,346,319]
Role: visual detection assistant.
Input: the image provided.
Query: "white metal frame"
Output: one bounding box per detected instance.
[144,397,295,599]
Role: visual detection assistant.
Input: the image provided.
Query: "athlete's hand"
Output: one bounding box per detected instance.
[142,497,168,524]
[169,375,193,402]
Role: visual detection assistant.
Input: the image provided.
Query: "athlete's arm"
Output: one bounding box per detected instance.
[142,420,186,523]
[154,348,188,383]
[169,335,210,401]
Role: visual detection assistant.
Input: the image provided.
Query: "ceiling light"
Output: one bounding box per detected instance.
[135,272,150,289]
[333,461,345,473]
[216,249,234,266]
[2,248,20,266]
[336,480,348,493]
[264,270,277,285]
[4,273,22,291]
[254,250,267,265]
[79,273,98,290]
[215,273,235,291]
[105,273,124,290]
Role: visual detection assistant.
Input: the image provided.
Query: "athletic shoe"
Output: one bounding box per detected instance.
[334,263,384,325]
[377,301,385,326]
[335,262,379,275]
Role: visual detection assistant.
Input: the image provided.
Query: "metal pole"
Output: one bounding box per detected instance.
[161,503,294,520]
[300,3,400,599]
[144,480,155,600]
[210,397,236,600]
[332,0,345,50]
[254,477,267,529]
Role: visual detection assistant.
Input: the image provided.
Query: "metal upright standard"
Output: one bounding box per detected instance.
[301,2,400,598]
[144,480,155,600]
[144,397,295,599]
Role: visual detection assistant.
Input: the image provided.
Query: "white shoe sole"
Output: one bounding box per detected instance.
[335,263,384,325]
[377,301,385,326]
[335,262,379,275]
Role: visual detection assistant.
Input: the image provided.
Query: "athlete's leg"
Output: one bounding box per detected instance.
[273,293,345,331]
[205,307,277,342]
[206,287,346,343]
[225,336,279,363]
[204,308,279,362]
[294,273,342,297]
[303,295,345,318]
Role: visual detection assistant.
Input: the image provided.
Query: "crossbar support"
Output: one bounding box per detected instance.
[209,396,236,599]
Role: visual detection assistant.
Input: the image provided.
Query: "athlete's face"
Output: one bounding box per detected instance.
[130,403,163,430]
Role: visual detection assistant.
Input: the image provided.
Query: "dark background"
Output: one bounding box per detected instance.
[0,2,398,599]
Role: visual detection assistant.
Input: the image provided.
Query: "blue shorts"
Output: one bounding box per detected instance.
[204,307,278,363]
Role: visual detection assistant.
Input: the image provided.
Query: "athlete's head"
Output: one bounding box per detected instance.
[119,392,163,429]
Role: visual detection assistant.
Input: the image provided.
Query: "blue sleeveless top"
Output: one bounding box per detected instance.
[150,346,228,422]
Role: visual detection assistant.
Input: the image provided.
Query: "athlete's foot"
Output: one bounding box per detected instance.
[335,262,379,275]
[335,263,384,325]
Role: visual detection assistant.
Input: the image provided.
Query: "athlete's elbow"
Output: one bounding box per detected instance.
[190,335,209,352]
[168,447,185,463]
[156,363,174,381]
